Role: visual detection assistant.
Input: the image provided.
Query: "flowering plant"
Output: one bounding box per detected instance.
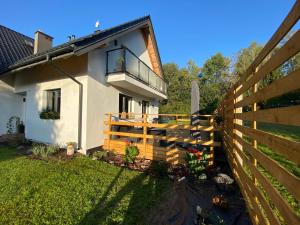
[185,147,208,176]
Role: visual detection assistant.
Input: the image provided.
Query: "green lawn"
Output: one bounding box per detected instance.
[243,122,300,216]
[0,147,170,225]
[244,122,300,178]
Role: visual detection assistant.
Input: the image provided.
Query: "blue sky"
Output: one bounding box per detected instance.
[0,0,296,67]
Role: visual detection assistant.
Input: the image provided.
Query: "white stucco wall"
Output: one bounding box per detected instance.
[14,76,88,147]
[118,30,153,69]
[0,77,24,135]
[0,55,88,149]
[85,29,160,149]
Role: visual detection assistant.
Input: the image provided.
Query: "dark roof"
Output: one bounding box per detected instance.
[0,25,34,73]
[3,15,155,74]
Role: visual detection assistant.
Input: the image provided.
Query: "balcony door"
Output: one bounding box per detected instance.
[142,101,149,114]
[119,94,132,118]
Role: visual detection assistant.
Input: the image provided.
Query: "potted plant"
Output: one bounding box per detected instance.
[66,142,76,156]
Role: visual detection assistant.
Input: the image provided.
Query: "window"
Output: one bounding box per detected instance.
[46,89,61,114]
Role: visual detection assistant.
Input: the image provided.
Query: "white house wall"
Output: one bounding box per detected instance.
[118,29,153,69]
[0,76,24,135]
[86,29,159,150]
[12,55,89,149]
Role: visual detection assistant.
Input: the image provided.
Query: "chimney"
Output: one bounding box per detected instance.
[34,30,53,54]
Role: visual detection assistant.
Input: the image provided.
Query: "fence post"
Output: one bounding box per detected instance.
[210,116,214,166]
[143,114,148,158]
[108,113,112,150]
[252,69,259,224]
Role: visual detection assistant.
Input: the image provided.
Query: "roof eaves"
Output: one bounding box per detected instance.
[74,20,150,55]
[9,45,74,70]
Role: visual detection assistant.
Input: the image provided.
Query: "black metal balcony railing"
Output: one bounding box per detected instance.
[106,47,167,94]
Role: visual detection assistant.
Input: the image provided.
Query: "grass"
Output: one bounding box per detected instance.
[242,122,300,216]
[256,122,300,142]
[244,122,300,178]
[0,147,171,225]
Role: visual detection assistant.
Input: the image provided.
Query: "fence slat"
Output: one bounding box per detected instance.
[216,2,300,224]
[235,124,300,165]
[235,68,300,108]
[235,105,300,126]
[105,121,218,131]
[104,130,221,146]
[235,134,300,202]
[235,30,300,97]
[233,140,300,225]
[238,0,300,85]
[232,154,280,225]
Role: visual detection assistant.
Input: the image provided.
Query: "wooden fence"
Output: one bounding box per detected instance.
[215,1,300,225]
[103,113,220,164]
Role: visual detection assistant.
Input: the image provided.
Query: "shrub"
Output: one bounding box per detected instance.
[124,142,139,164]
[92,151,108,160]
[150,160,169,177]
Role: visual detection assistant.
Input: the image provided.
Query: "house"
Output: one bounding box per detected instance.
[0,16,167,153]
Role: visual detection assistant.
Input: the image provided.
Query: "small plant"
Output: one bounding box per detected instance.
[92,151,108,160]
[32,143,59,158]
[40,109,60,120]
[124,141,139,164]
[32,143,45,156]
[47,145,60,155]
[186,150,208,178]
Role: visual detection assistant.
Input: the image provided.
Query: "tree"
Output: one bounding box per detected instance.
[234,42,262,76]
[199,53,233,114]
[160,62,199,114]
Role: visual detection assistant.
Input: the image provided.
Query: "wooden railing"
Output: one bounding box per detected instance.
[215,1,300,225]
[103,113,220,164]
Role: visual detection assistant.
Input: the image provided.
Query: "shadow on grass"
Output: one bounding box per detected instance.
[79,166,161,225]
[0,147,19,162]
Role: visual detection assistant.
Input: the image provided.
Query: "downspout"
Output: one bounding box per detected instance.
[47,55,83,150]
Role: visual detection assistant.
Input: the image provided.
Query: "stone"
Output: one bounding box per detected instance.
[168,175,175,180]
[213,173,234,185]
[178,176,186,182]
[198,173,207,181]
[17,145,25,150]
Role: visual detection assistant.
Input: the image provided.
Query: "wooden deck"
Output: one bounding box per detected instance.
[103,113,220,165]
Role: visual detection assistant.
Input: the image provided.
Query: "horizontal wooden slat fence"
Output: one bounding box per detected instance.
[215,1,300,225]
[103,113,220,164]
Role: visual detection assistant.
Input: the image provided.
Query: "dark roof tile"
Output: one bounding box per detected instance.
[0,25,33,73]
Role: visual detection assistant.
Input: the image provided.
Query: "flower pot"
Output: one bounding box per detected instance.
[67,144,75,156]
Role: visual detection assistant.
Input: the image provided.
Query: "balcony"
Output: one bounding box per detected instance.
[106,47,167,99]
